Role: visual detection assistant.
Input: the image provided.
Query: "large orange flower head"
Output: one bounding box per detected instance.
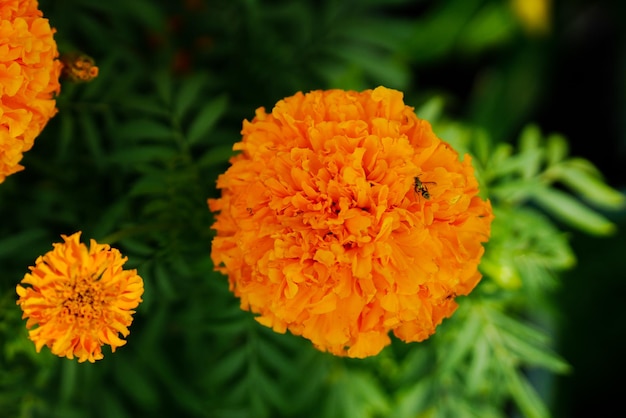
[16,232,144,363]
[0,0,62,183]
[209,87,493,358]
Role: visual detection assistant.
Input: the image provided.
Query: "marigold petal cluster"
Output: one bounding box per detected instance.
[209,87,493,358]
[0,0,62,183]
[16,232,144,363]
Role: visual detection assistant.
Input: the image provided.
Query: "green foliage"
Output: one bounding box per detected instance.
[1,1,624,418]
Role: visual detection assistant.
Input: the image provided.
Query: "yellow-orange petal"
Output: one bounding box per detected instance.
[16,232,144,362]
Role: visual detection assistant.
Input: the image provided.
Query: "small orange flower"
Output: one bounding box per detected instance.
[0,0,62,183]
[209,87,493,358]
[60,52,99,83]
[16,232,144,363]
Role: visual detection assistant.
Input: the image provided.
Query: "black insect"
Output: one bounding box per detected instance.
[413,176,435,200]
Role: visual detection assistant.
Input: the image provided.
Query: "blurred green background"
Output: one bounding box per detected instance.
[1,0,625,417]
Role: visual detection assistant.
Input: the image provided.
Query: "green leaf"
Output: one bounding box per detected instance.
[129,174,167,197]
[439,309,482,373]
[57,113,74,160]
[174,74,210,121]
[100,389,133,418]
[472,128,492,168]
[208,348,248,388]
[154,262,178,300]
[108,145,177,165]
[0,229,47,258]
[415,96,445,124]
[325,44,410,90]
[122,0,165,30]
[466,337,491,395]
[118,238,155,257]
[153,72,173,106]
[186,95,229,145]
[253,364,289,412]
[92,200,129,240]
[457,2,516,54]
[114,356,160,409]
[197,144,236,168]
[122,97,170,117]
[545,133,569,165]
[118,119,176,143]
[499,329,570,373]
[79,114,105,170]
[489,178,542,203]
[336,17,413,52]
[504,368,550,418]
[547,162,625,210]
[390,377,434,418]
[489,310,570,373]
[531,186,616,235]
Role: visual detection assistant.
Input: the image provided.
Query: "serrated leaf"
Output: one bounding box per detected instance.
[174,74,210,120]
[518,124,542,159]
[0,229,47,258]
[118,119,176,143]
[336,17,413,51]
[186,95,228,145]
[487,143,513,175]
[415,96,445,123]
[129,174,167,197]
[439,310,482,373]
[505,368,550,418]
[122,0,164,30]
[118,238,154,257]
[473,128,492,167]
[92,199,129,239]
[466,337,491,395]
[57,113,74,160]
[123,97,170,117]
[548,163,625,210]
[79,114,105,169]
[100,389,133,418]
[458,2,516,53]
[499,329,570,373]
[390,377,434,418]
[253,364,289,412]
[208,349,248,388]
[489,179,542,203]
[114,356,160,409]
[154,262,177,300]
[109,145,177,165]
[154,72,173,106]
[487,308,550,347]
[489,146,544,182]
[531,186,616,235]
[326,44,410,90]
[545,133,569,165]
[256,337,290,377]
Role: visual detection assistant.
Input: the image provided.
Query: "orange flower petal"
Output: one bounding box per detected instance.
[16,232,144,363]
[210,87,493,357]
[0,0,61,183]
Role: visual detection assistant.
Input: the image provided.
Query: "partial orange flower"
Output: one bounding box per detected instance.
[16,232,144,363]
[0,0,62,183]
[209,87,493,358]
[60,52,99,83]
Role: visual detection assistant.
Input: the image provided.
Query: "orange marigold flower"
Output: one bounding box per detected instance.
[60,52,99,83]
[0,0,62,183]
[209,87,493,358]
[16,232,144,363]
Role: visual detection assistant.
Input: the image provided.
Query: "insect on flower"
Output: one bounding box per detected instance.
[413,176,436,200]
